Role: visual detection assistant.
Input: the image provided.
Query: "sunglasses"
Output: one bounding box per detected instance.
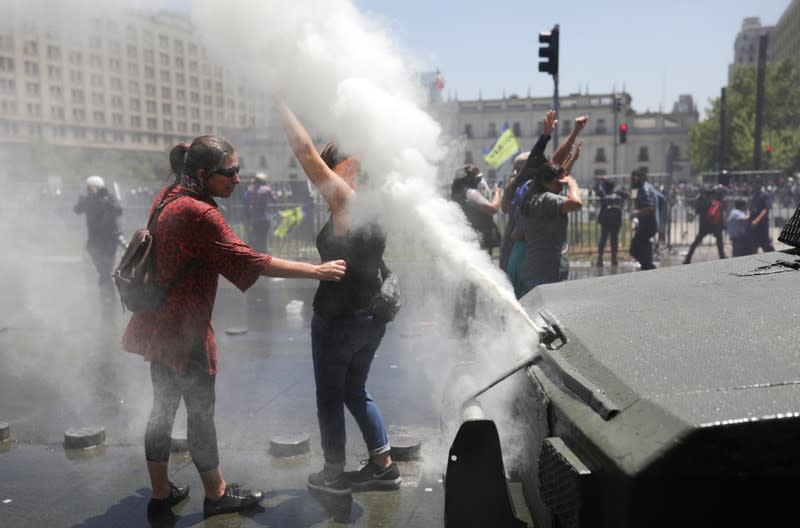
[208,165,240,178]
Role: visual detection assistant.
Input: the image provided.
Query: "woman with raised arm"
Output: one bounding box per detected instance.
[277,100,401,496]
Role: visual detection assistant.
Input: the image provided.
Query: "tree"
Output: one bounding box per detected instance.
[689,58,800,174]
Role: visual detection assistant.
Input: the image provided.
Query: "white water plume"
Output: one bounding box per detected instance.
[186,0,544,471]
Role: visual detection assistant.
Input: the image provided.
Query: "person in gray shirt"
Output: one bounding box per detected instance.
[517,160,584,297]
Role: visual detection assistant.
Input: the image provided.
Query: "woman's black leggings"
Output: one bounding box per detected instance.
[144,352,219,473]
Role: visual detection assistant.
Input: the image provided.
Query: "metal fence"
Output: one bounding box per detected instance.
[15,181,800,260]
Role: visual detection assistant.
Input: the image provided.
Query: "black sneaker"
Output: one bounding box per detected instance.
[203,483,264,518]
[307,468,352,496]
[147,482,189,518]
[346,461,401,491]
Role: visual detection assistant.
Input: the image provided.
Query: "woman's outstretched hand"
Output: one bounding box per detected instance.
[316,259,347,281]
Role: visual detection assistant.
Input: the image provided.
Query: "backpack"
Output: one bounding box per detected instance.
[113,189,194,312]
[705,199,722,225]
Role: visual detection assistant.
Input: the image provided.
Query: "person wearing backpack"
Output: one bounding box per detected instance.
[683,187,725,264]
[121,135,346,521]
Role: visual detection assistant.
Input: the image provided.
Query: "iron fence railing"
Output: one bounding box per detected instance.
[15,182,800,260]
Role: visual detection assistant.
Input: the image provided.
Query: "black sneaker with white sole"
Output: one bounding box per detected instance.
[346,461,401,491]
[307,468,352,496]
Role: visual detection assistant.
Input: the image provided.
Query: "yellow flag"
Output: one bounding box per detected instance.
[483,122,519,169]
[273,206,304,239]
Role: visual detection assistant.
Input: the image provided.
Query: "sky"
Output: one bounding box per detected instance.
[162,0,791,119]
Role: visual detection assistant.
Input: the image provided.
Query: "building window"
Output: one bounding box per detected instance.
[512,122,521,137]
[487,122,497,138]
[595,118,608,134]
[146,100,156,113]
[161,86,171,98]
[638,146,650,162]
[162,103,172,115]
[24,61,39,76]
[259,155,267,168]
[464,124,473,139]
[595,148,607,163]
[464,151,474,164]
[594,168,607,177]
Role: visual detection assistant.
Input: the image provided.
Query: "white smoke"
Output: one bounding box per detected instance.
[2,0,541,476]
[186,0,540,471]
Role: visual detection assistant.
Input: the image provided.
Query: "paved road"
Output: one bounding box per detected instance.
[0,237,783,528]
[0,269,537,528]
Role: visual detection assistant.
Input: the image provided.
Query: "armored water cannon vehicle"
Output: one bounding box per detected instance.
[446,243,800,527]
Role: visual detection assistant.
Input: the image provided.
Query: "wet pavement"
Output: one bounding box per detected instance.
[0,269,533,528]
[0,237,782,528]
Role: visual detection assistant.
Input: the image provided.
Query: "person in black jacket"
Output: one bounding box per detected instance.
[73,175,122,300]
[451,164,502,253]
[595,176,628,267]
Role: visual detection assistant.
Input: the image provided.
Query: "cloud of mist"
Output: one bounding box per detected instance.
[186,0,541,469]
[1,0,542,475]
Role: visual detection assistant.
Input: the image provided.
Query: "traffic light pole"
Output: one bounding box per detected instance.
[553,74,559,151]
[612,94,618,175]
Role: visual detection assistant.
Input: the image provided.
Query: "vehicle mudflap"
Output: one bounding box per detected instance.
[444,419,528,528]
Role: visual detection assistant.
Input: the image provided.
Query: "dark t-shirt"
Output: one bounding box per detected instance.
[313,218,386,319]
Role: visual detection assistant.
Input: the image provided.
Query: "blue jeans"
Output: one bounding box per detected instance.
[311,313,389,468]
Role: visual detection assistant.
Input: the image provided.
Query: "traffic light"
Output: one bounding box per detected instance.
[619,122,628,144]
[538,24,560,76]
[615,97,622,113]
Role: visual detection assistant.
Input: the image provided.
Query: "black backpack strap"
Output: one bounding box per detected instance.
[145,186,197,289]
[146,186,194,229]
